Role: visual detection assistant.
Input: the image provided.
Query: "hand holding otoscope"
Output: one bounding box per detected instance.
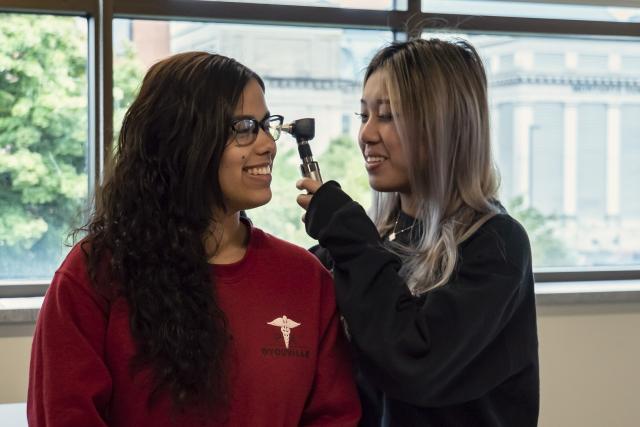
[282,118,325,221]
[279,118,323,184]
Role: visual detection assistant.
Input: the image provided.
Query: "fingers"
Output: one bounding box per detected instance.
[296,178,322,194]
[296,178,321,224]
[296,193,312,210]
[296,178,320,211]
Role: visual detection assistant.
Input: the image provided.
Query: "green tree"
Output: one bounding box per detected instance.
[318,134,370,209]
[251,132,572,268]
[0,14,143,280]
[113,41,144,140]
[249,134,371,248]
[249,141,314,247]
[507,195,573,267]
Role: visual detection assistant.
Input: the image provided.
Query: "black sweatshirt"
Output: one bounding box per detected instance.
[305,181,539,427]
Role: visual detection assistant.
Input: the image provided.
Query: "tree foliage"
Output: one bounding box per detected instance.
[249,133,371,248]
[0,13,568,279]
[252,133,571,268]
[0,14,142,279]
[507,195,572,267]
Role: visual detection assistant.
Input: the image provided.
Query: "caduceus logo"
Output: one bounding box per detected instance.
[267,315,301,349]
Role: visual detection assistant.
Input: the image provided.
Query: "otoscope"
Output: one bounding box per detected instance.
[279,118,323,183]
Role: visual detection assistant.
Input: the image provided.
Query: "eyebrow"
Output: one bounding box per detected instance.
[232,111,271,121]
[360,99,391,105]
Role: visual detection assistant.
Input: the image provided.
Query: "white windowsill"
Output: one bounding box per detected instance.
[0,297,44,324]
[535,280,640,304]
[2,281,640,325]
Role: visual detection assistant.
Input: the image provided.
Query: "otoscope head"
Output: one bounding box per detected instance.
[280,118,315,143]
[279,118,323,183]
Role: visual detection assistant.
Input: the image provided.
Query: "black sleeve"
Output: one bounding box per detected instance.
[308,244,334,272]
[305,181,535,407]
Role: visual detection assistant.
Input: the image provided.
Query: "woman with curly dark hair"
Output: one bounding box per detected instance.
[28,51,360,427]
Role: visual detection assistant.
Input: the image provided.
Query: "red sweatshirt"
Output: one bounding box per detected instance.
[28,223,360,426]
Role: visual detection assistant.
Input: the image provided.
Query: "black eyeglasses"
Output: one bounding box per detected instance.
[229,114,284,146]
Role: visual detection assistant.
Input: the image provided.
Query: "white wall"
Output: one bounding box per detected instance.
[537,302,640,427]
[2,303,640,426]
[0,323,34,404]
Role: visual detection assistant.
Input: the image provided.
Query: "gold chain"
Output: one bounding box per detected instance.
[388,213,416,242]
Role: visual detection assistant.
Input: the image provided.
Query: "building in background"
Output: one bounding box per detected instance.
[115,12,640,266]
[479,34,640,265]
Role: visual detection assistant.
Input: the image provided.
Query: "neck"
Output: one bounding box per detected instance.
[205,211,248,264]
[399,192,418,217]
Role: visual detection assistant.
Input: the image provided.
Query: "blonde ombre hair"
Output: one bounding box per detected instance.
[366,38,500,294]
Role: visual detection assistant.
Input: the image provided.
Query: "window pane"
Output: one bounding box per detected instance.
[424,32,640,268]
[423,0,640,22]
[113,19,391,247]
[192,0,397,10]
[0,14,88,281]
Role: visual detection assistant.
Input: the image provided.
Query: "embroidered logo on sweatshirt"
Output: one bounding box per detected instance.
[262,315,310,359]
[267,315,300,348]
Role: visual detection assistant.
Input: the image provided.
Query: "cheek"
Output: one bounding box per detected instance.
[218,155,239,188]
[385,135,405,162]
[394,147,409,170]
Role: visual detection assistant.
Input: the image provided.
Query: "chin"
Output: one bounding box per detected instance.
[369,177,394,193]
[369,177,410,194]
[240,192,273,210]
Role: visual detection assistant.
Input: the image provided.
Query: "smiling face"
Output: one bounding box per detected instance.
[358,70,411,195]
[218,78,277,213]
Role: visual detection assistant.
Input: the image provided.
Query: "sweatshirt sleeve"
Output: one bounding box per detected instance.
[305,181,534,407]
[300,268,361,426]
[28,270,112,427]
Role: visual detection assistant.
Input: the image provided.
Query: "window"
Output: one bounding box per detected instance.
[0,13,88,282]
[535,52,564,72]
[578,54,609,72]
[3,0,639,290]
[191,0,398,9]
[576,104,607,218]
[422,0,640,22]
[113,19,390,246]
[620,106,640,221]
[425,32,640,269]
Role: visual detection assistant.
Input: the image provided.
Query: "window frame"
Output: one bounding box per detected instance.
[0,0,639,299]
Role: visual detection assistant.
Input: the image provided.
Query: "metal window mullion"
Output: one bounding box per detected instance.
[420,13,640,37]
[112,1,640,38]
[0,283,49,298]
[102,0,114,188]
[405,0,422,39]
[490,0,640,8]
[113,0,408,31]
[0,0,98,15]
[88,0,113,198]
[535,269,640,283]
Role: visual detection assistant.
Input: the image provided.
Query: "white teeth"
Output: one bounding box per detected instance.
[366,156,386,163]
[246,165,271,175]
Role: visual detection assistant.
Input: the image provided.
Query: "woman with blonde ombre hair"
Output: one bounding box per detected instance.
[296,38,539,426]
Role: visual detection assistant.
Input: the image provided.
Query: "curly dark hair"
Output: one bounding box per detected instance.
[78,52,263,411]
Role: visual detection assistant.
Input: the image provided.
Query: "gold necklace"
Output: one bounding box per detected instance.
[388,213,416,242]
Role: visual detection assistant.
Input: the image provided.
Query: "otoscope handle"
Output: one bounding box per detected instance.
[297,140,323,183]
[301,160,323,183]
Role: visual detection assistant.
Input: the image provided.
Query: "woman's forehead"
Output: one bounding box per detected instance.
[234,78,268,116]
[362,70,391,103]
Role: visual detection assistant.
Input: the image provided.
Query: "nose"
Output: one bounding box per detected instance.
[254,127,277,158]
[359,117,381,147]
